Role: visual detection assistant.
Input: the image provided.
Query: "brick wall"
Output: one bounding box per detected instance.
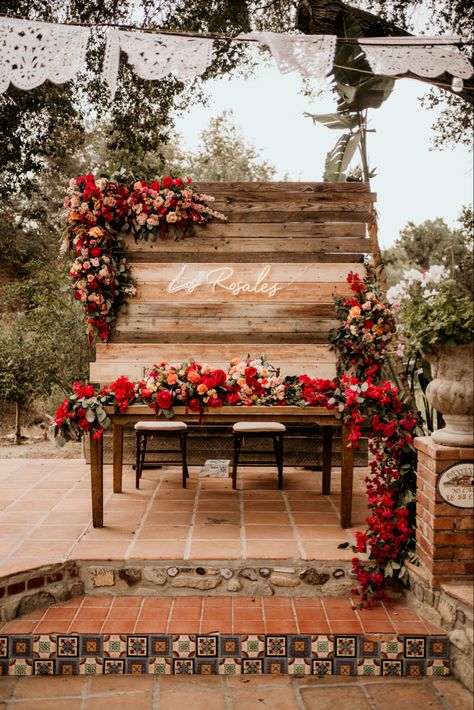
[415,437,474,588]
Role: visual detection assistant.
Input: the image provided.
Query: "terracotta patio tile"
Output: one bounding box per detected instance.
[128,541,186,558]
[264,607,295,620]
[34,525,87,539]
[173,596,202,607]
[323,597,355,609]
[68,619,103,633]
[167,620,200,633]
[233,621,266,633]
[244,525,294,539]
[296,526,348,541]
[385,607,423,620]
[358,607,390,620]
[262,597,295,607]
[1,620,37,633]
[296,620,332,633]
[134,620,168,633]
[169,607,201,620]
[81,596,113,607]
[360,620,396,633]
[234,608,264,621]
[243,511,291,525]
[101,620,137,633]
[392,622,430,634]
[42,512,92,525]
[330,620,363,634]
[112,596,143,608]
[141,598,173,610]
[293,598,323,607]
[192,524,241,539]
[291,512,340,524]
[196,502,241,512]
[200,620,232,634]
[74,607,110,621]
[187,541,242,559]
[203,597,233,609]
[106,607,140,620]
[324,606,358,620]
[143,512,192,525]
[42,606,78,620]
[233,598,262,608]
[295,608,328,621]
[13,540,73,557]
[265,621,298,633]
[153,501,195,511]
[72,541,130,558]
[34,620,73,633]
[245,540,299,559]
[243,501,286,511]
[303,543,354,561]
[194,513,241,525]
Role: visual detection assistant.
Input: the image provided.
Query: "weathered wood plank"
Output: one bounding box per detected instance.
[130,262,362,283]
[127,222,367,238]
[114,316,339,335]
[132,282,352,303]
[215,211,371,223]
[111,331,335,345]
[208,193,375,209]
[124,251,366,264]
[193,182,375,196]
[95,343,336,363]
[121,303,338,319]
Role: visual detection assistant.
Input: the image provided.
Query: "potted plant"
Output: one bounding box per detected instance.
[387,265,474,447]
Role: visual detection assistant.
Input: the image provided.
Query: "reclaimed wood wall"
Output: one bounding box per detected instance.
[90,182,374,384]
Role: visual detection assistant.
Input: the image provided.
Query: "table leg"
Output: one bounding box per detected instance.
[340,424,355,529]
[90,434,104,528]
[113,421,124,494]
[322,426,333,495]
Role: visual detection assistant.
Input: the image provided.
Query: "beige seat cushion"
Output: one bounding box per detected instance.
[233,422,286,433]
[134,420,188,432]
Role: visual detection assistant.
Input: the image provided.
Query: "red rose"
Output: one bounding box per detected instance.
[188,398,201,411]
[150,180,161,191]
[208,397,222,408]
[91,247,102,257]
[226,393,241,405]
[156,389,173,409]
[212,369,227,386]
[245,366,257,378]
[162,176,174,188]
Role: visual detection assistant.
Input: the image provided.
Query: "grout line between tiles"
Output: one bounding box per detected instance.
[183,473,201,560]
[124,468,167,559]
[321,599,333,634]
[290,598,300,634]
[165,597,175,634]
[281,491,306,559]
[239,484,247,560]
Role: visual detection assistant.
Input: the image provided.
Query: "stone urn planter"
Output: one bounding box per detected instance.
[425,342,473,447]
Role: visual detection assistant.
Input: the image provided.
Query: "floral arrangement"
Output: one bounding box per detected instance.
[387,265,474,358]
[64,173,226,345]
[51,272,421,602]
[330,271,396,380]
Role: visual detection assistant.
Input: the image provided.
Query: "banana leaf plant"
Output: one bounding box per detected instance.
[306,11,395,184]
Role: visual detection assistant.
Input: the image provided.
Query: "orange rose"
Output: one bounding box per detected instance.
[167,373,178,385]
[186,369,201,383]
[197,383,208,395]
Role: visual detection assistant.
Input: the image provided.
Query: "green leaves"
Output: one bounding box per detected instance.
[323,132,362,183]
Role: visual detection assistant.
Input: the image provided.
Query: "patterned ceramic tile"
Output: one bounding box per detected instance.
[357,637,380,658]
[427,637,449,659]
[312,659,332,676]
[57,659,79,675]
[311,635,333,659]
[57,635,79,657]
[334,636,357,658]
[126,658,148,674]
[404,638,426,659]
[172,635,196,658]
[149,657,172,675]
[334,658,357,675]
[9,659,33,676]
[127,636,148,657]
[103,635,126,658]
[196,658,219,674]
[219,636,241,657]
[0,637,8,658]
[426,659,450,677]
[173,658,194,675]
[218,658,240,675]
[149,635,172,657]
[265,636,287,657]
[103,658,125,674]
[80,636,103,657]
[381,659,403,676]
[288,635,311,658]
[380,638,403,659]
[264,658,287,674]
[10,636,33,659]
[33,659,55,675]
[33,635,55,659]
[404,659,426,677]
[357,659,381,676]
[196,635,218,657]
[241,635,265,658]
[288,658,311,675]
[242,658,263,674]
[79,658,103,675]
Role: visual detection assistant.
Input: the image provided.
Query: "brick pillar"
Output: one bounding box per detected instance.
[414,437,474,588]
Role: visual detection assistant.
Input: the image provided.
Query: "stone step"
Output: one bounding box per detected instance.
[0,595,450,678]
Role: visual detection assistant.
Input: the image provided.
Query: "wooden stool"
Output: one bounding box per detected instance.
[231,422,286,490]
[134,421,189,489]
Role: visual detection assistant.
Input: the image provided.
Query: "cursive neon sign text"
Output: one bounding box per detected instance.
[167,264,283,298]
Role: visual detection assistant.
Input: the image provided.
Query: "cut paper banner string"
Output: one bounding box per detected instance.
[238,31,337,79]
[103,29,214,99]
[0,17,89,94]
[359,36,473,89]
[0,16,471,98]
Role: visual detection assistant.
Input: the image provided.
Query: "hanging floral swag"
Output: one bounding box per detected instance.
[51,271,420,603]
[64,173,227,346]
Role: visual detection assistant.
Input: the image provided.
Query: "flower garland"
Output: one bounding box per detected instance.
[51,272,419,602]
[64,174,227,345]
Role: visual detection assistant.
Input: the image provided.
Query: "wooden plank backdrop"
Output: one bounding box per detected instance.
[90,182,374,385]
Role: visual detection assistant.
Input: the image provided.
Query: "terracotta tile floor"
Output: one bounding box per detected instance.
[0,459,369,576]
[0,594,443,635]
[0,675,469,710]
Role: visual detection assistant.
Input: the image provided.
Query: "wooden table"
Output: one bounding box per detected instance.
[89,405,355,529]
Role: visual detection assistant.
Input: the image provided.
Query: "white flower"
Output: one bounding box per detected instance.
[402,268,423,283]
[422,264,448,286]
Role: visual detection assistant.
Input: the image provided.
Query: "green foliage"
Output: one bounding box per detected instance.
[382,209,474,295]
